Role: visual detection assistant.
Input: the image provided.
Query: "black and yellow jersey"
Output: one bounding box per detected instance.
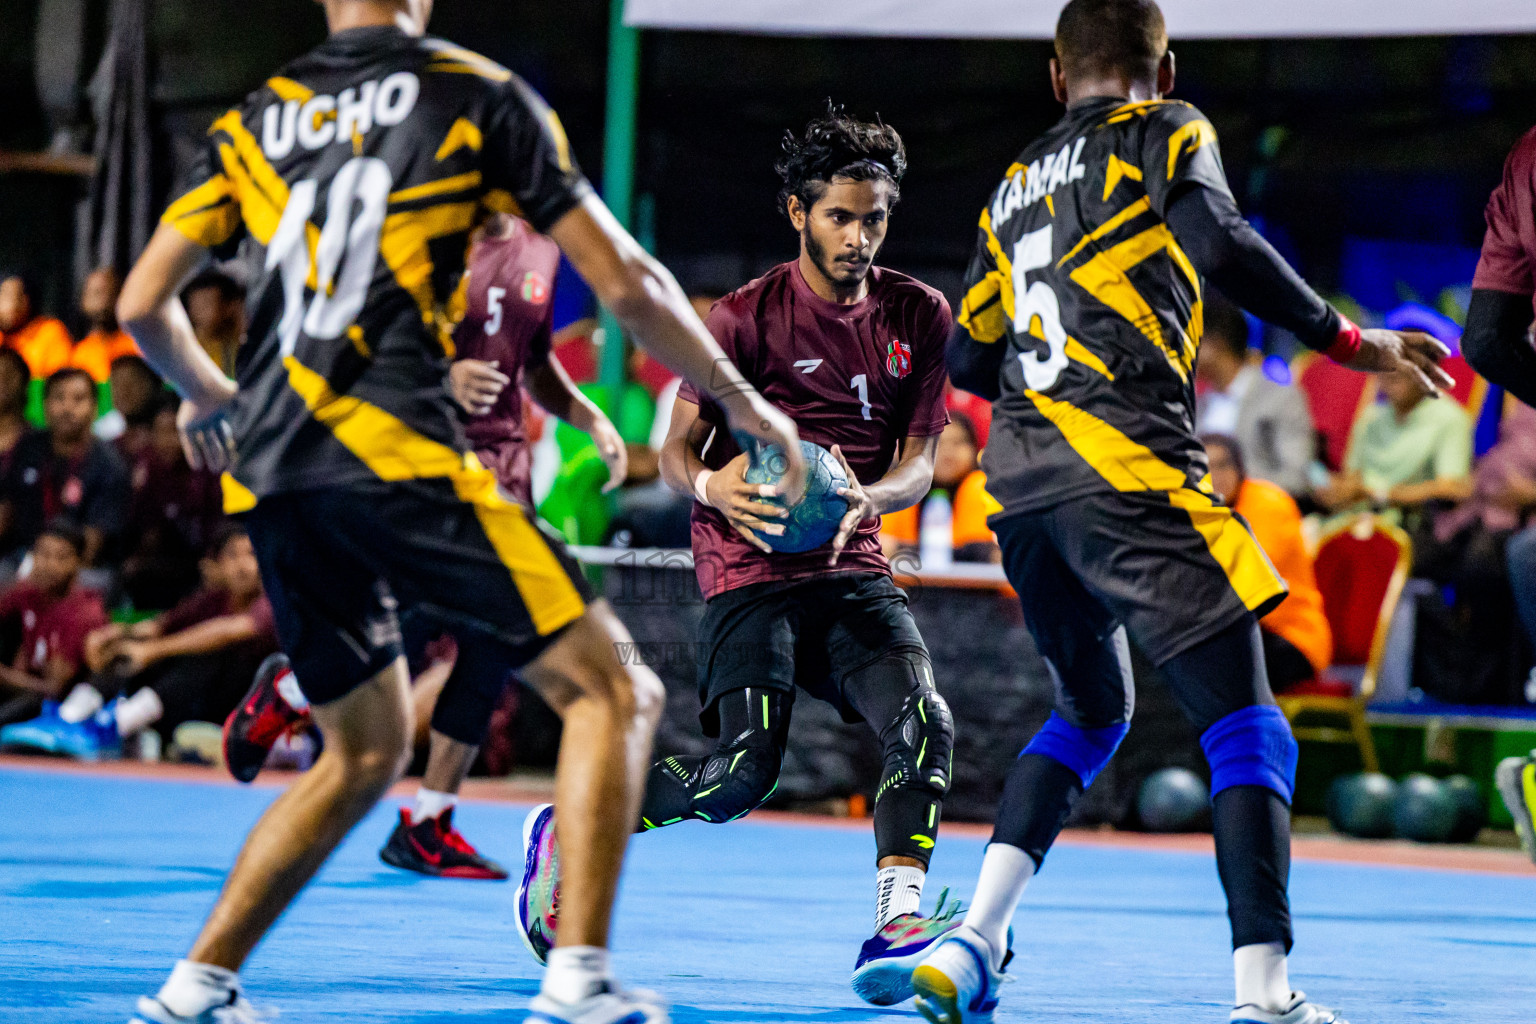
[959,97,1233,517]
[162,25,590,510]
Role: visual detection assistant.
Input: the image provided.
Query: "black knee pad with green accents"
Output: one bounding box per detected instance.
[689,736,782,822]
[873,684,954,865]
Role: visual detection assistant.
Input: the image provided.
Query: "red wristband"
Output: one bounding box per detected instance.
[1323,315,1362,364]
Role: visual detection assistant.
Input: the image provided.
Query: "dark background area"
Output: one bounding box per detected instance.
[1,0,1534,317]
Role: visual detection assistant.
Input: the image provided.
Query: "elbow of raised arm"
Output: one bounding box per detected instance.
[115,288,158,338]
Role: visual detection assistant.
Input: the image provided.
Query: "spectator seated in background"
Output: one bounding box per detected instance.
[4,524,278,760]
[70,267,139,383]
[96,354,166,459]
[119,396,225,610]
[1411,400,1536,705]
[1204,434,1332,693]
[881,411,1001,564]
[0,271,72,378]
[1315,365,1472,528]
[0,523,107,733]
[0,367,129,582]
[0,350,35,538]
[182,265,246,377]
[1195,291,1315,499]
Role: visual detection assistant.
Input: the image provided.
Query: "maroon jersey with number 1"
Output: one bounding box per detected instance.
[452,218,560,504]
[680,260,952,599]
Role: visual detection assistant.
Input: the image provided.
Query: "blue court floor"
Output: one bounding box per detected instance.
[1,765,1531,1024]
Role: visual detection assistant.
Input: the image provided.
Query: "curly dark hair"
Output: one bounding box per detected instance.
[775,102,907,219]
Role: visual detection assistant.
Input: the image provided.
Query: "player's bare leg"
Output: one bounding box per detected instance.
[519,600,664,1010]
[133,661,412,1022]
[421,731,479,793]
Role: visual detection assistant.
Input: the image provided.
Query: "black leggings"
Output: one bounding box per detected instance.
[638,655,951,867]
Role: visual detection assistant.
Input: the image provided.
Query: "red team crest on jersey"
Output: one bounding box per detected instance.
[521,271,549,305]
[885,337,912,378]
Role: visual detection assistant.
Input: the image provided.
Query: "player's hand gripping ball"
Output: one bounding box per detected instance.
[742,440,850,553]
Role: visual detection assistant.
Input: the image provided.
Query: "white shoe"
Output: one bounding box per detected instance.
[1231,992,1349,1024]
[911,925,1008,1024]
[130,993,272,1024]
[525,986,669,1024]
[1494,755,1536,864]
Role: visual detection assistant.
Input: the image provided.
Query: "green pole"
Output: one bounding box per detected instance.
[598,0,641,394]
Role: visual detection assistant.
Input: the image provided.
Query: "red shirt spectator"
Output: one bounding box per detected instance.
[0,524,107,704]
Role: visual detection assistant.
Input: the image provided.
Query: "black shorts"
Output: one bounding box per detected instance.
[244,475,592,706]
[994,486,1286,670]
[695,572,927,736]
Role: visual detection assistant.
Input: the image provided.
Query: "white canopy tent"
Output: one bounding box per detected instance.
[623,0,1536,39]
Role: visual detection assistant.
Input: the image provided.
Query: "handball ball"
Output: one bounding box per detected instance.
[742,440,850,553]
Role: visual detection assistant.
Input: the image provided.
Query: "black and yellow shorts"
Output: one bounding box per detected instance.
[243,472,592,706]
[993,486,1287,668]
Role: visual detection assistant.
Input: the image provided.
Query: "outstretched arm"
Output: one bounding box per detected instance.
[1165,185,1453,395]
[117,224,238,470]
[547,195,804,502]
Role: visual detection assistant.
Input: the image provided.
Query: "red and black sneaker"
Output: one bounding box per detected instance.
[378,807,510,880]
[223,653,311,783]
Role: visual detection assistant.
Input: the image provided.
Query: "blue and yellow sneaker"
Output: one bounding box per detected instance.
[911,924,1010,1024]
[0,700,64,752]
[516,803,560,964]
[851,887,966,1005]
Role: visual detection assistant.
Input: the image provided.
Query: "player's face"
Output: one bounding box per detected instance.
[1207,443,1242,505]
[0,277,29,332]
[31,534,80,593]
[45,377,97,441]
[795,178,893,289]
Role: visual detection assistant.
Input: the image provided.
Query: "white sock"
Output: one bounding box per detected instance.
[962,843,1036,969]
[542,945,612,1005]
[57,683,102,723]
[1234,941,1291,1012]
[275,668,309,713]
[155,959,240,1017]
[114,688,163,738]
[412,788,457,824]
[875,865,925,930]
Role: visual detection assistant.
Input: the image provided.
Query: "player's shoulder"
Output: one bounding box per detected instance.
[713,262,796,321]
[870,267,951,323]
[235,33,520,118]
[1504,124,1536,175]
[1101,97,1210,132]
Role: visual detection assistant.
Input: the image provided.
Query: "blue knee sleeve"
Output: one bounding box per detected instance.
[1200,705,1298,804]
[1022,713,1129,789]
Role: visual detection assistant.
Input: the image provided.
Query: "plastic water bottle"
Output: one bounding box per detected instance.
[920,489,953,571]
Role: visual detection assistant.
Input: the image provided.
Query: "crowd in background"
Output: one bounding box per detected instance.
[0,258,1530,770]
